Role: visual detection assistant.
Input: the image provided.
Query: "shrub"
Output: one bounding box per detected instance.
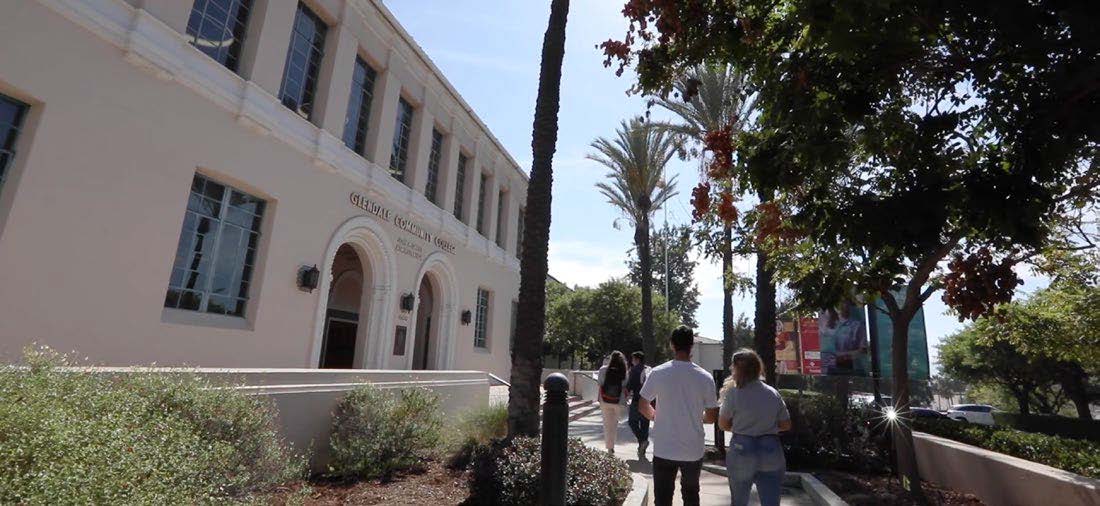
[782,392,891,473]
[469,436,632,506]
[914,418,1100,478]
[445,403,508,470]
[992,412,1100,442]
[328,386,443,480]
[0,348,305,504]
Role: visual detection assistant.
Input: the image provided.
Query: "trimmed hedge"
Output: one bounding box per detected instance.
[0,348,305,504]
[915,418,1100,478]
[469,436,632,506]
[991,412,1100,443]
[328,386,443,480]
[781,391,892,473]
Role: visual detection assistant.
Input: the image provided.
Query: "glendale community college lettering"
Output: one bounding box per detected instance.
[349,192,456,255]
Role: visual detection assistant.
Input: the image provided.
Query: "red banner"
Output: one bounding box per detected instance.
[799,317,822,375]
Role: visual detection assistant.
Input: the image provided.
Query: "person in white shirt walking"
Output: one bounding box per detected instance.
[637,326,719,506]
[597,350,629,454]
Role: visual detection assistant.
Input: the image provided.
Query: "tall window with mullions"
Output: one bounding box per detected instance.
[389,98,414,182]
[0,94,28,200]
[185,0,253,72]
[341,57,377,155]
[424,129,443,204]
[475,173,488,235]
[278,3,327,121]
[454,153,468,220]
[165,174,266,318]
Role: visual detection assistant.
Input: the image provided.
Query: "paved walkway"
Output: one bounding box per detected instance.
[570,409,813,505]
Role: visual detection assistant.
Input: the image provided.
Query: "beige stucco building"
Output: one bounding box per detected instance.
[0,0,527,379]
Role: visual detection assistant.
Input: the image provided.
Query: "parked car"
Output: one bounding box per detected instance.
[946,404,996,425]
[910,407,949,419]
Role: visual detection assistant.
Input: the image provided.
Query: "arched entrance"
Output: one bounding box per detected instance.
[320,245,366,368]
[412,275,438,370]
[310,216,397,369]
[409,252,459,370]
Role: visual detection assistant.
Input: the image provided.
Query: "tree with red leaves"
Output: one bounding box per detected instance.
[600,0,1099,499]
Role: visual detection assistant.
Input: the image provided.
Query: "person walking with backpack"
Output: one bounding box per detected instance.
[597,350,629,454]
[625,351,651,458]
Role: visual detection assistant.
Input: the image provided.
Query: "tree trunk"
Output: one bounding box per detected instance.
[637,215,656,362]
[1058,363,1094,420]
[890,309,926,502]
[1011,388,1032,416]
[721,224,734,370]
[506,0,569,438]
[754,248,777,385]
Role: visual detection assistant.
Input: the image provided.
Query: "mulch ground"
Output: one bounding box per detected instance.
[814,470,985,506]
[268,460,471,505]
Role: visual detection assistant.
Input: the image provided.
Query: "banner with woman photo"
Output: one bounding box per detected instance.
[818,301,871,376]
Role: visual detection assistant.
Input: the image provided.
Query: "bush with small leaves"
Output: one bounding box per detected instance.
[327,386,443,480]
[469,436,632,506]
[915,418,1100,478]
[0,347,305,504]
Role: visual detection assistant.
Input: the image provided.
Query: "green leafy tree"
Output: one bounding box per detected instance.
[650,64,769,375]
[507,0,569,438]
[939,326,1062,416]
[589,119,679,362]
[600,0,1099,495]
[545,279,678,366]
[627,223,701,327]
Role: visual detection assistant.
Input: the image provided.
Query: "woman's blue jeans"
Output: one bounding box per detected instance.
[726,434,785,506]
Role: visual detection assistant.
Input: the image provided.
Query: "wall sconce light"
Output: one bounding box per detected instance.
[400,293,416,311]
[297,265,320,292]
[460,309,472,325]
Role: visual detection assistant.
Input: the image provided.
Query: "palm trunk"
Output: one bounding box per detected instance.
[506,0,569,438]
[754,248,777,385]
[637,215,656,362]
[721,224,734,370]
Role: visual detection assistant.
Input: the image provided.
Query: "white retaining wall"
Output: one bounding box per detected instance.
[914,432,1100,506]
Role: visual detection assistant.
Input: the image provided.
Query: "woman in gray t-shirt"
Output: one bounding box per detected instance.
[718,349,792,506]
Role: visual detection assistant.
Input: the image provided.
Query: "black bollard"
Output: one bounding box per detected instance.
[541,372,569,506]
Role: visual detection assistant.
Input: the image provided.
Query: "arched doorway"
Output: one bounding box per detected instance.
[310,216,397,369]
[411,275,438,370]
[320,244,368,369]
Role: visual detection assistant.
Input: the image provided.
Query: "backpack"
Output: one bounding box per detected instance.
[600,372,623,404]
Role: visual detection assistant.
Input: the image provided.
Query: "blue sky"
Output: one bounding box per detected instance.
[384,1,1049,371]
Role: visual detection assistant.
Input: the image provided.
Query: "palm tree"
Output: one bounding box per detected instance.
[588,118,679,362]
[650,64,773,381]
[506,0,569,438]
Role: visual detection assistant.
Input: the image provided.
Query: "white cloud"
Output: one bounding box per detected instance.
[547,239,629,288]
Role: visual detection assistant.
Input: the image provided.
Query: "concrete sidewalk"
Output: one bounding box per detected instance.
[569,409,813,505]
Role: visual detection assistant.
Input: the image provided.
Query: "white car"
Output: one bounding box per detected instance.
[946,404,996,425]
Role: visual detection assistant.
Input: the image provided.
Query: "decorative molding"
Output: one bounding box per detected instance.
[36,0,521,272]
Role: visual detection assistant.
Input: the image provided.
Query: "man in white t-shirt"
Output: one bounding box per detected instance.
[638,326,719,506]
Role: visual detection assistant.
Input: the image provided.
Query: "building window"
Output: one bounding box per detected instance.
[425,129,443,204]
[495,189,506,247]
[278,3,327,121]
[516,207,525,259]
[341,57,377,155]
[165,174,265,318]
[0,94,29,199]
[476,173,488,235]
[454,153,468,220]
[389,97,414,182]
[474,288,490,349]
[185,0,253,72]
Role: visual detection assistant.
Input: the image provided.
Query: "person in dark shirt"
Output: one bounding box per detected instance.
[625,351,652,458]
